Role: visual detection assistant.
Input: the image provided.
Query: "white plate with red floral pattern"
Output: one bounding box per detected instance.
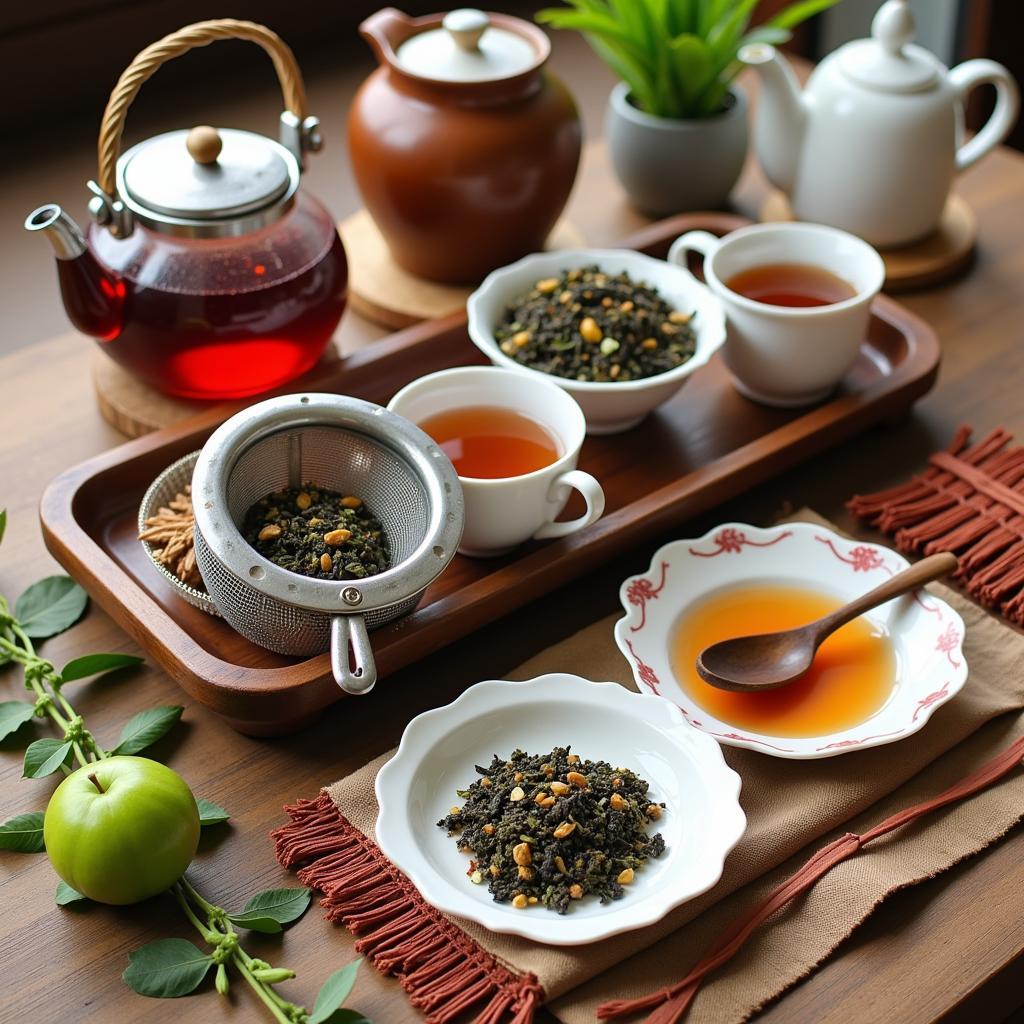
[615,522,968,760]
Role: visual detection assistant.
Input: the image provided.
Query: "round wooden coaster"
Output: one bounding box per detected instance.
[760,192,976,292]
[92,352,212,437]
[91,346,341,438]
[340,209,587,330]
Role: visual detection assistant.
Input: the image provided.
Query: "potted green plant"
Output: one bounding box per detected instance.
[537,0,839,214]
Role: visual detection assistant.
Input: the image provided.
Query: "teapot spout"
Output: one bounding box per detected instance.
[25,205,124,341]
[358,8,415,70]
[739,43,806,195]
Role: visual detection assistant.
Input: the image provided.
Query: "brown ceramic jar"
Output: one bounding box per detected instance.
[349,8,582,284]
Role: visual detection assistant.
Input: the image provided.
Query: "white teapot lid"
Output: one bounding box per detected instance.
[396,9,536,82]
[838,0,941,93]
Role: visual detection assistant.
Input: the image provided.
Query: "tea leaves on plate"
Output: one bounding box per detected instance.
[438,746,666,913]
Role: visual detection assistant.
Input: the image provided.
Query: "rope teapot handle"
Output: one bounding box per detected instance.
[91,19,319,235]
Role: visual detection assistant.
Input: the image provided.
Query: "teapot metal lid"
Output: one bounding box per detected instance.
[116,125,301,238]
[837,0,941,93]
[395,9,537,82]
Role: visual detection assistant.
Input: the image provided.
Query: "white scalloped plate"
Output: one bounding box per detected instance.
[375,674,746,946]
[615,522,968,760]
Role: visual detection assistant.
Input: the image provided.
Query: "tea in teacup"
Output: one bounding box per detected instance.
[668,223,884,407]
[418,406,560,479]
[388,366,605,557]
[725,263,856,308]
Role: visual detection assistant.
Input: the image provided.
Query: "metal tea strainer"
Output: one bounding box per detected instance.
[191,393,464,695]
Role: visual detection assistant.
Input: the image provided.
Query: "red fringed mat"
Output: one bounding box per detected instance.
[849,426,1024,624]
[272,793,543,1024]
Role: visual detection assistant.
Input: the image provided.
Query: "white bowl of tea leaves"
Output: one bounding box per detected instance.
[467,248,725,434]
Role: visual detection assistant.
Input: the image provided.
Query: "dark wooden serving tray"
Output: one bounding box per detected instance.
[40,213,940,734]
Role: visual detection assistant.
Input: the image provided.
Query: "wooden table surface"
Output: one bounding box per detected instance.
[3,42,1024,1024]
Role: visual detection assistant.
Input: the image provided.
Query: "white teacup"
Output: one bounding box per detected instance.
[667,222,885,407]
[388,366,605,558]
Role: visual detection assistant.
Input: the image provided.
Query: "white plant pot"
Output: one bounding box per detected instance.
[605,82,749,216]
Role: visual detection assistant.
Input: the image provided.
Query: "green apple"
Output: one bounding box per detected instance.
[44,756,200,905]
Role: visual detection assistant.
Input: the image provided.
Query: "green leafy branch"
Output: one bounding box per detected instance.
[537,0,840,120]
[0,511,366,1023]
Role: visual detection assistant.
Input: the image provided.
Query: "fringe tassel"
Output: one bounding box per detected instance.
[271,792,543,1024]
[596,736,1024,1022]
[849,426,1024,625]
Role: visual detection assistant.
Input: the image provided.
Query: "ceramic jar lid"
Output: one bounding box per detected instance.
[395,8,537,82]
[117,126,300,235]
[837,0,941,93]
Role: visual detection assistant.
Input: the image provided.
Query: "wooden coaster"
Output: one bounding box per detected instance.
[91,346,341,438]
[760,191,976,292]
[92,352,212,437]
[340,209,587,329]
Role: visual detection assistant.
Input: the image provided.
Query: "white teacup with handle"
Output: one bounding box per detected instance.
[388,366,605,557]
[668,222,885,407]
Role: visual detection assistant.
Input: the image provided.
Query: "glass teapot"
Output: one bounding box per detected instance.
[26,20,347,400]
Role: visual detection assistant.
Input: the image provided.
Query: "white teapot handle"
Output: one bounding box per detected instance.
[949,59,1020,173]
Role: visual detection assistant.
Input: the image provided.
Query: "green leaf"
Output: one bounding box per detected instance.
[0,700,37,741]
[228,887,312,933]
[309,960,362,1024]
[23,738,73,778]
[15,576,88,640]
[60,652,144,684]
[589,35,660,114]
[766,0,839,31]
[122,938,214,998]
[0,509,6,545]
[669,34,714,105]
[196,798,230,826]
[56,881,88,906]
[0,811,45,852]
[112,705,183,756]
[316,1011,372,1024]
[706,0,759,67]
[699,0,733,36]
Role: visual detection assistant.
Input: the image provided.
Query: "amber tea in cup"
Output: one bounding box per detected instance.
[725,262,856,308]
[389,366,605,556]
[418,405,561,479]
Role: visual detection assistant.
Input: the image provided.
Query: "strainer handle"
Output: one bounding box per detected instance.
[330,615,377,695]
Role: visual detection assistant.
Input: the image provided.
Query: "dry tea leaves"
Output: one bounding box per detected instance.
[494,266,697,383]
[437,746,666,913]
[243,485,390,581]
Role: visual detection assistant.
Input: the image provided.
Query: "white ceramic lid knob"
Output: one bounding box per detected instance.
[395,8,536,82]
[837,0,938,93]
[873,0,915,54]
[444,9,489,53]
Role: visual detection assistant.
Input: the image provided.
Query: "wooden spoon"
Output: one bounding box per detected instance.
[696,551,959,692]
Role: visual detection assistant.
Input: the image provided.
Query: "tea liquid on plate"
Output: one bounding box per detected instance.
[671,583,895,737]
[725,263,856,308]
[419,406,560,479]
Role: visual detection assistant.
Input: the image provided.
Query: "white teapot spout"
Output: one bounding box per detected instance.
[740,43,807,196]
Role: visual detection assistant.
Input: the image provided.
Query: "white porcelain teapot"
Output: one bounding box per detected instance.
[741,0,1019,248]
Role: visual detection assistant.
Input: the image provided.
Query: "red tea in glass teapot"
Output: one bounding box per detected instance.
[26,21,348,400]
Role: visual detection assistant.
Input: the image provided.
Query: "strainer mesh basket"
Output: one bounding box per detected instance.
[195,423,434,657]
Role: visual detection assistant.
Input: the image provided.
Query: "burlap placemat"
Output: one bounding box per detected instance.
[274,519,1024,1023]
